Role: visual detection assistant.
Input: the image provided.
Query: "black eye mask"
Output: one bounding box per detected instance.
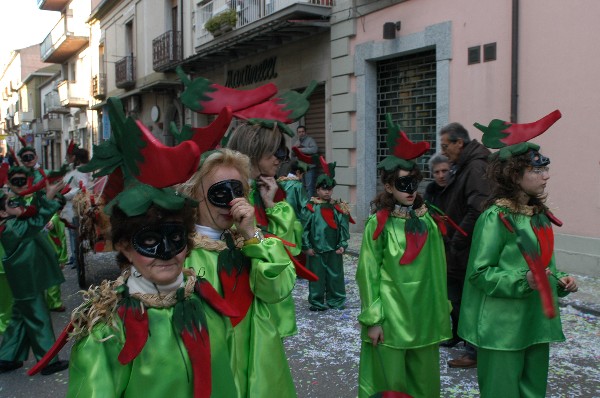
[207,179,244,208]
[20,153,36,162]
[528,149,550,167]
[274,147,289,162]
[394,175,419,194]
[9,177,28,187]
[131,222,187,260]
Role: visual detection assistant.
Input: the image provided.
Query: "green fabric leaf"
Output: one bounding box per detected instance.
[376,156,415,172]
[103,183,198,217]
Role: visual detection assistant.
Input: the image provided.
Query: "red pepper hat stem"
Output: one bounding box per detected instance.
[377,113,430,172]
[67,139,76,156]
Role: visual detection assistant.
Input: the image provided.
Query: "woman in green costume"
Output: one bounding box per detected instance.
[179,148,298,398]
[226,123,306,339]
[460,111,578,398]
[66,183,239,398]
[356,115,451,398]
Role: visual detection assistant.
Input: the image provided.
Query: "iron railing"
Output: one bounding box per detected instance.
[115,55,136,89]
[152,30,183,72]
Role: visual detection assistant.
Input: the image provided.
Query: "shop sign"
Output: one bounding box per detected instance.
[225,57,278,88]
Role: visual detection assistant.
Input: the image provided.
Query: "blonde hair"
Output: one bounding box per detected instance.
[226,123,283,170]
[178,149,251,222]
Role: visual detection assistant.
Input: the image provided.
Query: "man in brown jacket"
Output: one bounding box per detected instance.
[438,122,491,368]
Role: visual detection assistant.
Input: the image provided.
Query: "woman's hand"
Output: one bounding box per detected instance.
[256,175,278,208]
[306,248,315,256]
[559,276,578,292]
[229,197,256,239]
[45,179,66,201]
[367,325,384,346]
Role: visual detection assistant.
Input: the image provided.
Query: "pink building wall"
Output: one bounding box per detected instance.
[347,0,599,238]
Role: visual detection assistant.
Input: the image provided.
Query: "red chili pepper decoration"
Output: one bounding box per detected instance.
[306,203,314,213]
[195,279,240,318]
[170,106,233,149]
[0,162,8,186]
[531,213,554,268]
[117,299,149,364]
[498,212,515,233]
[334,203,356,224]
[320,205,337,229]
[385,113,430,160]
[373,209,390,240]
[218,260,254,327]
[426,201,468,237]
[399,211,428,265]
[291,146,318,165]
[233,81,318,127]
[500,212,556,318]
[283,245,319,281]
[176,66,277,115]
[431,213,447,236]
[17,205,38,218]
[180,326,212,398]
[475,110,562,148]
[546,210,563,227]
[27,321,75,376]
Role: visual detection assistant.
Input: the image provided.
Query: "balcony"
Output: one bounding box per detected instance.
[43,116,62,132]
[14,111,34,126]
[57,80,88,108]
[115,55,136,89]
[44,91,70,115]
[91,73,107,100]
[152,30,183,72]
[37,0,69,11]
[40,12,89,63]
[183,0,332,71]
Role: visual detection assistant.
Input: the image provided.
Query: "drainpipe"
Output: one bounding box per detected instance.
[511,0,519,122]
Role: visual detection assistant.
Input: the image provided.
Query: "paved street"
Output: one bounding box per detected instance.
[1,251,599,397]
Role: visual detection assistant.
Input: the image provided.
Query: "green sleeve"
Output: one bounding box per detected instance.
[356,216,385,327]
[467,209,534,299]
[337,209,350,250]
[2,195,60,249]
[265,200,303,256]
[300,206,313,250]
[242,237,296,304]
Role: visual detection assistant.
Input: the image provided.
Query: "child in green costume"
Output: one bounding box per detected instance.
[44,197,68,312]
[459,111,578,397]
[356,116,451,398]
[301,158,351,311]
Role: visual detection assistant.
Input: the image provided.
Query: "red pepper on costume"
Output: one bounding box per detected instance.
[176,66,277,114]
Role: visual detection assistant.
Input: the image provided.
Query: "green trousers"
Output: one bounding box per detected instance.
[0,292,58,362]
[477,343,550,398]
[0,273,13,334]
[358,342,440,398]
[45,284,64,310]
[307,250,346,309]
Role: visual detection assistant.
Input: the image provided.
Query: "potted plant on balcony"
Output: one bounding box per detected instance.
[205,9,238,37]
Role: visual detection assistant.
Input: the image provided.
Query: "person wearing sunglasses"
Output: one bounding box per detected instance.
[356,117,451,398]
[0,178,69,376]
[179,148,297,398]
[226,123,304,340]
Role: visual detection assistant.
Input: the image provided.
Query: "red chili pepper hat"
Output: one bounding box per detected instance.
[316,156,336,189]
[66,139,79,156]
[16,135,36,158]
[473,109,561,161]
[377,113,431,172]
[79,97,201,216]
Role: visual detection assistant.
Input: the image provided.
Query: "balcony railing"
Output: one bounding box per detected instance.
[43,116,62,132]
[40,12,89,63]
[91,73,107,100]
[44,91,70,115]
[196,0,333,45]
[57,80,88,107]
[115,55,136,89]
[152,30,183,72]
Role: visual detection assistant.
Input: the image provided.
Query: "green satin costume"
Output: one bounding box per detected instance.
[0,194,64,362]
[67,273,238,398]
[301,199,350,310]
[45,213,67,310]
[356,207,451,398]
[249,182,302,338]
[458,204,571,397]
[0,244,13,334]
[277,177,308,222]
[185,236,297,398]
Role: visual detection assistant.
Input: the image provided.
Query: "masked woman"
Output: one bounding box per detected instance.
[179,148,297,398]
[459,111,577,398]
[226,123,307,339]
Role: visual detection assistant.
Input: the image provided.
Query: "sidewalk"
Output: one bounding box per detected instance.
[347,232,600,316]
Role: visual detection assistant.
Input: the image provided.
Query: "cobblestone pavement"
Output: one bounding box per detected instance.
[1,252,599,397]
